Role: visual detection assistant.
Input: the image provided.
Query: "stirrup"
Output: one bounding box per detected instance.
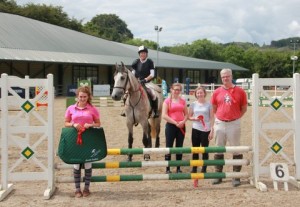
[152,112,159,118]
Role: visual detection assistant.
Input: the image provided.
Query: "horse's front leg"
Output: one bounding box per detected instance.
[141,121,151,161]
[155,123,160,148]
[127,123,134,162]
[143,132,151,161]
[147,122,152,148]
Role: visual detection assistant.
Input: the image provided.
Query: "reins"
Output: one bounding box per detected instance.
[128,85,144,125]
[114,69,146,125]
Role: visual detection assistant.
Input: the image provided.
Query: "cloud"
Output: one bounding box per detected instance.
[288,21,300,36]
[15,0,300,46]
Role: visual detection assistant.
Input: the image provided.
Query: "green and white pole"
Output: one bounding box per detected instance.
[56,172,249,183]
[107,146,252,155]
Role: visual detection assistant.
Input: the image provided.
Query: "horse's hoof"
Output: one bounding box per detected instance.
[144,154,150,161]
[127,156,132,162]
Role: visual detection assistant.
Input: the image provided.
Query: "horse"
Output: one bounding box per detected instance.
[111,62,163,161]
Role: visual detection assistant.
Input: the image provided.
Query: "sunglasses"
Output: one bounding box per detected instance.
[173,88,181,91]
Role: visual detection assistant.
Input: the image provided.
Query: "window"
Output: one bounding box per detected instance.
[73,65,98,85]
[187,70,194,83]
[187,70,201,83]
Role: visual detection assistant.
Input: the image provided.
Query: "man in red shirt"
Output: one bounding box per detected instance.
[210,68,248,187]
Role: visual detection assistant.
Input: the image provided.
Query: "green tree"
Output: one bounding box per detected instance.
[19,3,83,31]
[221,44,245,67]
[0,0,20,13]
[271,37,300,48]
[167,39,223,60]
[243,47,262,75]
[254,50,291,78]
[189,39,223,60]
[124,38,157,50]
[84,14,133,42]
[168,43,192,57]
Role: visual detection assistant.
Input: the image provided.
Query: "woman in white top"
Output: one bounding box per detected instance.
[188,86,214,173]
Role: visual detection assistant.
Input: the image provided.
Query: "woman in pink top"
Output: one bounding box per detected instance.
[162,83,188,174]
[65,86,101,198]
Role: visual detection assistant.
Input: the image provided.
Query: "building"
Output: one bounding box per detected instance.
[0,12,247,95]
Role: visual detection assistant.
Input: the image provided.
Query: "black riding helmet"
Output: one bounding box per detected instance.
[138,45,148,54]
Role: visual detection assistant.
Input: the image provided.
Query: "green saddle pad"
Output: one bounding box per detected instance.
[58,127,107,164]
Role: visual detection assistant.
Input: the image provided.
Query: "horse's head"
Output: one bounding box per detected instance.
[111,62,130,101]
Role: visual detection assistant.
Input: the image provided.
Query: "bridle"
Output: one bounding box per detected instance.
[113,69,130,92]
[113,68,145,124]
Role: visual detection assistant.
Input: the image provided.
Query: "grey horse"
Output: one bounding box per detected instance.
[111,62,163,161]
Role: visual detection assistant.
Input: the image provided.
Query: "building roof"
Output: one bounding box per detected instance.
[0,12,247,71]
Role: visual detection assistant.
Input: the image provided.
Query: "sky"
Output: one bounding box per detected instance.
[15,0,300,47]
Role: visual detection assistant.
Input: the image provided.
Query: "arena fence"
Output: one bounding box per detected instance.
[55,146,251,184]
[0,73,55,201]
[95,97,123,107]
[1,73,300,201]
[252,73,300,190]
[56,159,250,170]
[57,172,250,183]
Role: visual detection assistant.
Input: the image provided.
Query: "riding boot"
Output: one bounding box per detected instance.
[201,165,207,173]
[176,166,182,173]
[165,154,172,174]
[152,98,159,118]
[232,154,243,187]
[120,111,126,117]
[191,166,197,173]
[211,154,224,185]
[191,153,198,173]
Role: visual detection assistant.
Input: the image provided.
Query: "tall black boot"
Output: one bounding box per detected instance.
[191,166,197,173]
[232,154,243,187]
[201,165,207,173]
[191,153,198,173]
[211,154,224,185]
[152,98,159,118]
[165,154,172,174]
[201,152,209,173]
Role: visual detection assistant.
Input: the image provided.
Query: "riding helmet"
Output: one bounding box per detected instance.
[138,45,148,54]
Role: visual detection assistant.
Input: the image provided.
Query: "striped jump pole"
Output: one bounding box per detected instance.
[56,172,250,183]
[56,159,250,170]
[107,146,252,155]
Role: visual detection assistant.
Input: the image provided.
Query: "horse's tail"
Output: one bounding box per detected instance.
[149,117,161,139]
[149,118,157,139]
[148,84,162,144]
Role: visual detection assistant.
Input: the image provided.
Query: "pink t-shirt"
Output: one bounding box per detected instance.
[65,103,100,126]
[211,86,247,121]
[164,97,186,122]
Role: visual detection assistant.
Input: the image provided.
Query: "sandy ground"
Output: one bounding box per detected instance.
[1,97,300,207]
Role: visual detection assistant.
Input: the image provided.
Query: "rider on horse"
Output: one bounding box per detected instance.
[121,45,159,118]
